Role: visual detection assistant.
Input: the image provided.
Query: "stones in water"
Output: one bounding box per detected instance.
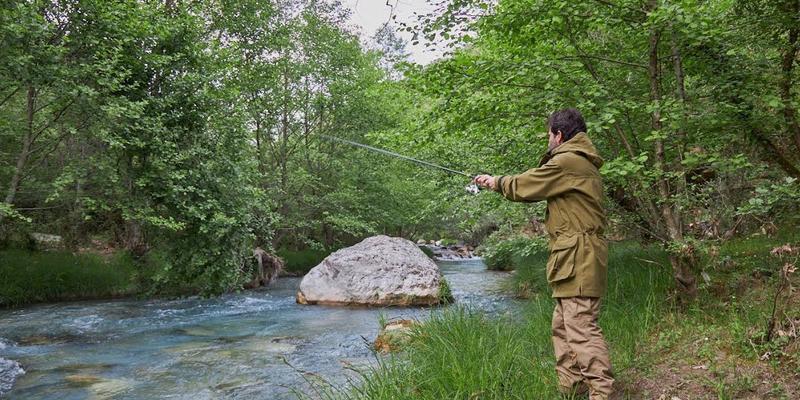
[0,357,25,395]
[243,247,284,289]
[87,378,133,398]
[296,235,448,306]
[175,326,218,337]
[17,333,79,346]
[238,336,297,354]
[374,319,417,353]
[423,243,476,261]
[65,374,104,386]
[53,363,116,374]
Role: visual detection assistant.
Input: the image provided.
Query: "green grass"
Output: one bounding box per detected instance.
[277,247,331,275]
[0,250,138,307]
[628,231,800,398]
[508,245,550,297]
[480,235,545,271]
[303,241,674,399]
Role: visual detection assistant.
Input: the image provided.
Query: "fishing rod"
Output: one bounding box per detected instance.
[319,134,482,194]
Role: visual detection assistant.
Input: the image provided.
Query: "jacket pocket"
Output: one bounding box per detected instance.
[547,235,578,283]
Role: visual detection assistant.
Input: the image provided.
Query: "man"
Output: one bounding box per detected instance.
[474,108,614,399]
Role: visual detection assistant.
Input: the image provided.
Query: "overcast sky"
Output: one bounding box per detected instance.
[342,0,441,65]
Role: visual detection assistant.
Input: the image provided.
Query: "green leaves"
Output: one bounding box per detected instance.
[0,203,31,223]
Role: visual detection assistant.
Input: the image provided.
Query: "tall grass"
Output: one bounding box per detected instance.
[305,241,673,399]
[277,248,331,275]
[0,250,138,307]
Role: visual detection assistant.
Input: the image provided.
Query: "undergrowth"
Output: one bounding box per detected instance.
[277,247,331,274]
[629,229,800,399]
[301,241,674,399]
[0,250,138,307]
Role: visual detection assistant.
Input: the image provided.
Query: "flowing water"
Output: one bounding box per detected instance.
[0,259,518,399]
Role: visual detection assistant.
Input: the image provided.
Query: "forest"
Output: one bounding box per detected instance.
[1,0,799,398]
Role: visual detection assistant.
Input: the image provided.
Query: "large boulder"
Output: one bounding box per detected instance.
[296,235,447,306]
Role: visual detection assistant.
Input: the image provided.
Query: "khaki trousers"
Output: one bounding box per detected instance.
[552,297,614,399]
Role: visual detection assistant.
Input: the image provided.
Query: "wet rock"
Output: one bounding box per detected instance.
[422,243,477,261]
[65,374,103,386]
[239,337,297,354]
[18,334,77,346]
[243,247,284,289]
[296,235,446,306]
[54,363,116,373]
[88,378,133,399]
[374,320,417,353]
[0,357,25,395]
[175,326,217,337]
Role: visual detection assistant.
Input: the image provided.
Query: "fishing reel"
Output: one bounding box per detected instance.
[465,183,481,195]
[465,172,490,195]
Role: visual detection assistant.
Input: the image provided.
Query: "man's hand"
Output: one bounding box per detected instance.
[473,174,497,190]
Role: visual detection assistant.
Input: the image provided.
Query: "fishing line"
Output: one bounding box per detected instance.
[319,135,481,194]
[320,135,472,177]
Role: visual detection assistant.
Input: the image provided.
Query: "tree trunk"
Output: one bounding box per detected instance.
[778,4,800,153]
[0,86,36,225]
[647,5,698,300]
[750,128,800,179]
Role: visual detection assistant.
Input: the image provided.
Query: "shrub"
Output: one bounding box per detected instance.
[0,250,138,307]
[438,277,454,304]
[479,234,547,271]
[418,245,435,259]
[277,248,331,275]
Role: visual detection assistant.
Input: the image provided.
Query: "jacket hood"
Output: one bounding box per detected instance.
[550,132,604,168]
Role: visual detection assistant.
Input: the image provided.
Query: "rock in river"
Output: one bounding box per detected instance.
[374,319,417,352]
[296,235,448,306]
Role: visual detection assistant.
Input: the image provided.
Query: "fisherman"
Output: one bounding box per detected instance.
[474,108,614,399]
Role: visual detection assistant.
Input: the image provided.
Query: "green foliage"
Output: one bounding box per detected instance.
[418,245,435,259]
[3,0,799,302]
[314,241,673,399]
[277,247,331,275]
[0,250,137,307]
[0,203,30,223]
[370,0,800,297]
[636,230,800,397]
[437,277,454,304]
[737,177,800,218]
[479,232,548,271]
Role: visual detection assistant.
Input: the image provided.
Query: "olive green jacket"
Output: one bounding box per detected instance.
[495,132,608,298]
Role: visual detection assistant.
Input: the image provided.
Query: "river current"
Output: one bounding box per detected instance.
[0,259,517,399]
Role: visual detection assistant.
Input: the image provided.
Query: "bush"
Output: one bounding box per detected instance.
[479,234,547,271]
[0,250,138,307]
[277,248,331,275]
[437,277,454,304]
[418,245,435,259]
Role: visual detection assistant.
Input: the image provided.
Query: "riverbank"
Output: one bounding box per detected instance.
[0,246,335,308]
[316,234,799,399]
[0,258,513,399]
[0,250,139,308]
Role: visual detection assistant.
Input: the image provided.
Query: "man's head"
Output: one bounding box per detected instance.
[546,108,586,151]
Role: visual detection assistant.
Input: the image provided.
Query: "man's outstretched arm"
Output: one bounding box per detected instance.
[474,161,566,202]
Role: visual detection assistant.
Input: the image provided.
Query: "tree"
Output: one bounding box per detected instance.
[380,0,799,300]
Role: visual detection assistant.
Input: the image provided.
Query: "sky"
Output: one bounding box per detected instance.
[342,0,442,65]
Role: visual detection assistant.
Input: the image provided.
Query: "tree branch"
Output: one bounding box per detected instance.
[557,55,647,69]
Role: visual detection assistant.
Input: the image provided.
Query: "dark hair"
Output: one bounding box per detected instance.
[546,108,586,142]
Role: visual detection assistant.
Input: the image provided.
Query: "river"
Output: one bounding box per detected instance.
[0,259,518,399]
